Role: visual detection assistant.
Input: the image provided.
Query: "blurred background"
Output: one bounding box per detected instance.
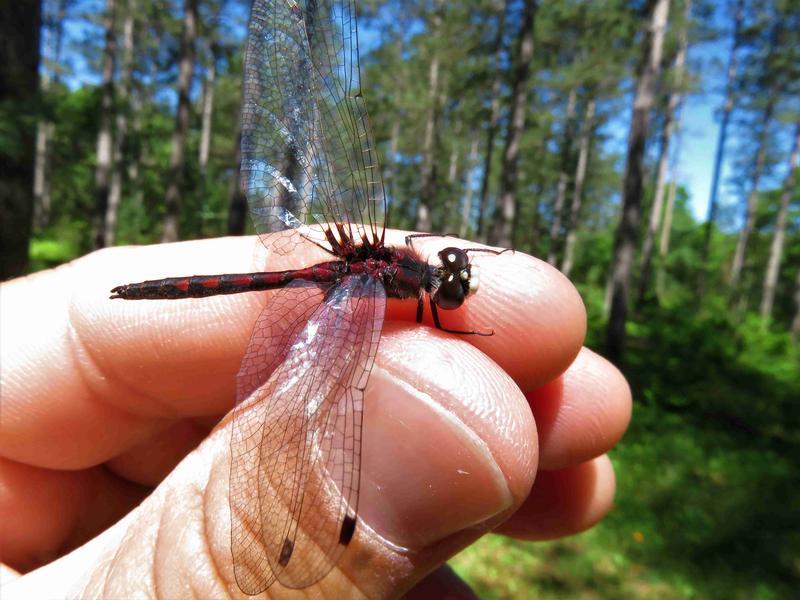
[1,0,799,597]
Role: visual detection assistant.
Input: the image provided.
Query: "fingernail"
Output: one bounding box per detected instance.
[358,366,513,549]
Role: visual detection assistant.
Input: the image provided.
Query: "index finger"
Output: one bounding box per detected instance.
[0,233,585,469]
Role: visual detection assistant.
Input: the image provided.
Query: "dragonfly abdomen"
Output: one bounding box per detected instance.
[110,262,345,299]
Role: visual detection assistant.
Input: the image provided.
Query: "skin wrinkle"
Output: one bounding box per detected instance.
[373,363,512,511]
[65,297,178,448]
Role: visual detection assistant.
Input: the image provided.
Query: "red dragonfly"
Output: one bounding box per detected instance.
[111,0,503,593]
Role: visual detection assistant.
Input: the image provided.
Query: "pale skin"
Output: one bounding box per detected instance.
[0,232,631,598]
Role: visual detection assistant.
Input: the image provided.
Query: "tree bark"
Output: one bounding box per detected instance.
[91,0,117,250]
[791,268,800,345]
[548,87,577,265]
[476,0,507,242]
[605,0,670,363]
[561,97,596,278]
[460,134,481,239]
[697,0,743,302]
[0,0,41,278]
[106,0,136,247]
[33,0,66,231]
[637,0,691,304]
[414,0,444,232]
[656,110,684,299]
[759,123,799,320]
[161,0,198,243]
[489,0,537,248]
[196,30,218,237]
[729,98,774,293]
[227,120,247,236]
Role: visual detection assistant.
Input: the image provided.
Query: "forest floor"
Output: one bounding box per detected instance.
[451,298,800,599]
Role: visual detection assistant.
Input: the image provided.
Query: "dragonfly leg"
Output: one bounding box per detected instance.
[416,296,425,323]
[429,297,494,336]
[405,232,460,247]
[464,247,515,256]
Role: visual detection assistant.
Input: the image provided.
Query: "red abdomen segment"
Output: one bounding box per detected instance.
[110,261,345,299]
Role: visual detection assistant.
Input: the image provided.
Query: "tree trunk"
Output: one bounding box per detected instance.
[0,0,41,279]
[197,33,218,237]
[561,97,596,278]
[460,134,481,239]
[605,0,670,363]
[791,268,800,345]
[637,0,691,304]
[33,0,66,231]
[697,0,743,302]
[415,0,444,232]
[656,108,684,299]
[161,0,198,243]
[106,0,135,247]
[729,98,774,293]
[489,0,537,248]
[759,123,799,320]
[476,0,507,242]
[385,120,401,227]
[548,87,577,265]
[33,117,53,231]
[227,120,248,236]
[91,0,117,250]
[198,45,216,177]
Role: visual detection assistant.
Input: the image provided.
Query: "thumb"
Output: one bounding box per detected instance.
[5,325,536,598]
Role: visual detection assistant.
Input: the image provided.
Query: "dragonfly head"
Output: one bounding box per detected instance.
[432,247,479,310]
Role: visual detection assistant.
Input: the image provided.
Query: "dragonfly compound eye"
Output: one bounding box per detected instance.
[435,272,466,309]
[439,247,469,272]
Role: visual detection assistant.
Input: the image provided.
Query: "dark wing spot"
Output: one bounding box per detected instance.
[278,538,294,567]
[339,515,356,545]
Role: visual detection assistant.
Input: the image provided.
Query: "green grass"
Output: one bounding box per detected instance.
[450,302,800,598]
[451,402,800,599]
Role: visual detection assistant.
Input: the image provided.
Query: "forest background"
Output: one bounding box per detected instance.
[1,0,799,597]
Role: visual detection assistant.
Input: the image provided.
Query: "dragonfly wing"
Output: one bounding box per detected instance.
[230,274,386,593]
[241,0,387,255]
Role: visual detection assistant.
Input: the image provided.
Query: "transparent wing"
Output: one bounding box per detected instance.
[241,0,387,256]
[229,275,386,593]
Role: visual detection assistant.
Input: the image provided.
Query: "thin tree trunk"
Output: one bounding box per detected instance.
[33,0,67,231]
[698,0,744,302]
[227,121,247,236]
[161,0,198,243]
[637,0,691,304]
[561,97,596,278]
[605,0,670,363]
[548,87,577,265]
[198,45,216,177]
[729,98,774,293]
[91,0,117,250]
[460,135,481,239]
[385,120,402,227]
[489,0,537,248]
[791,268,800,345]
[415,0,444,232]
[105,0,135,247]
[759,123,799,320]
[476,0,507,242]
[0,0,41,278]
[656,108,684,299]
[197,35,218,236]
[33,115,52,230]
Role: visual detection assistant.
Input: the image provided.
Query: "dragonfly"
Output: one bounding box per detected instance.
[111,0,504,593]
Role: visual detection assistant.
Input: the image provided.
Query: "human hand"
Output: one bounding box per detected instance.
[0,233,630,598]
